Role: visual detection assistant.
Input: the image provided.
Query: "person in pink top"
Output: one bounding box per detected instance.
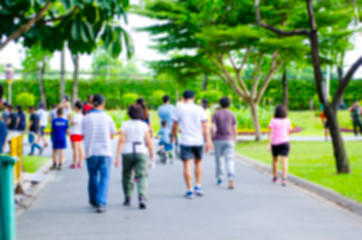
[267,104,291,186]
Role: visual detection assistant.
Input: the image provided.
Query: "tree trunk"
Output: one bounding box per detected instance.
[337,67,344,106]
[60,47,65,101]
[307,1,350,173]
[39,59,47,108]
[282,68,288,108]
[202,75,208,91]
[72,54,79,104]
[249,101,262,142]
[324,104,350,173]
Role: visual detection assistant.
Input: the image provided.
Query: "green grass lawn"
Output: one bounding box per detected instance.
[22,155,50,173]
[236,141,362,203]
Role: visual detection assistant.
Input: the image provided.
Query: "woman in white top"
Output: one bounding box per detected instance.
[115,104,154,209]
[69,101,84,169]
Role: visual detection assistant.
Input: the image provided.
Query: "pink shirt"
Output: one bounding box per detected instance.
[268,118,291,145]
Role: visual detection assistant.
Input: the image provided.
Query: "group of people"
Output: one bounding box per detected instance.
[0,85,293,214]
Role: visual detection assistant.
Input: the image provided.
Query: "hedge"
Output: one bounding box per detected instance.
[2,78,361,110]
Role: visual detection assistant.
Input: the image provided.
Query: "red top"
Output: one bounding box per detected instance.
[84,103,93,113]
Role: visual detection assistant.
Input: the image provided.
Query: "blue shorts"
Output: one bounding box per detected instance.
[158,141,173,151]
[180,145,203,161]
[40,126,46,136]
[53,140,66,149]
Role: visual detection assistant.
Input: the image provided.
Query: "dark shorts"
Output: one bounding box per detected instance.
[271,143,290,157]
[53,140,66,149]
[40,126,46,136]
[180,145,203,161]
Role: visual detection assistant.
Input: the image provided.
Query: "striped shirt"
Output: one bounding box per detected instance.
[81,110,116,157]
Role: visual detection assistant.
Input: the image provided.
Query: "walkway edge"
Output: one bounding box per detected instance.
[235,154,362,216]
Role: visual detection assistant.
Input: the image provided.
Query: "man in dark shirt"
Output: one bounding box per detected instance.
[28,106,42,155]
[0,85,7,154]
[7,105,18,130]
[350,100,362,136]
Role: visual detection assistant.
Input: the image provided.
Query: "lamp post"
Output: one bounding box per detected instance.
[5,63,14,104]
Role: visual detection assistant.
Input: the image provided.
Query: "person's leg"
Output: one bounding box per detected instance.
[224,141,236,187]
[213,141,223,182]
[122,154,134,199]
[86,157,98,205]
[52,149,57,166]
[71,141,77,166]
[353,119,358,136]
[78,141,84,166]
[59,149,64,165]
[183,160,193,190]
[281,156,288,179]
[135,154,148,199]
[194,158,203,186]
[272,157,278,178]
[97,156,112,207]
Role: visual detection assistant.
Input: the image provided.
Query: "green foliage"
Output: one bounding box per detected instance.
[151,90,166,107]
[234,106,273,130]
[16,92,35,109]
[122,93,138,108]
[22,44,52,79]
[198,90,222,104]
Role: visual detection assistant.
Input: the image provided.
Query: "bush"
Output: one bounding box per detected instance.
[198,90,222,104]
[122,93,138,108]
[234,106,273,130]
[151,90,166,108]
[16,92,35,109]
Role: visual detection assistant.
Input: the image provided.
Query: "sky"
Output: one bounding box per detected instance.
[0,1,361,78]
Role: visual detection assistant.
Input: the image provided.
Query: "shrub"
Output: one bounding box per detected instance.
[151,90,166,107]
[16,92,35,109]
[122,93,138,108]
[234,106,273,130]
[198,90,222,104]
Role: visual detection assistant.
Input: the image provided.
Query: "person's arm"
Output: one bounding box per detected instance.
[233,124,237,142]
[202,121,213,152]
[148,115,153,138]
[267,129,273,152]
[145,130,155,167]
[114,131,126,168]
[171,122,178,143]
[16,115,20,128]
[28,120,33,131]
[109,117,117,139]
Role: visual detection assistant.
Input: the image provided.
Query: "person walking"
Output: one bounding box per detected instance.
[267,104,292,187]
[16,106,26,131]
[61,95,71,119]
[28,106,42,155]
[7,105,17,131]
[69,101,84,169]
[115,104,154,209]
[83,94,93,114]
[350,100,362,136]
[49,104,58,123]
[37,103,49,148]
[171,90,213,199]
[158,95,177,157]
[1,102,10,126]
[212,97,237,189]
[136,98,153,137]
[51,108,69,171]
[81,94,116,213]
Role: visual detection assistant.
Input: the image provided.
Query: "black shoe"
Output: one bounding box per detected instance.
[90,201,99,208]
[57,164,62,171]
[123,197,131,206]
[96,205,106,213]
[139,197,147,209]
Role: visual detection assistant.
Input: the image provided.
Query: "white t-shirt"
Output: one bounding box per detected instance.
[37,109,48,127]
[81,111,117,157]
[121,120,149,154]
[173,102,207,146]
[70,113,83,135]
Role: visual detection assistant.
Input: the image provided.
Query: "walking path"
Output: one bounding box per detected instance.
[17,141,362,240]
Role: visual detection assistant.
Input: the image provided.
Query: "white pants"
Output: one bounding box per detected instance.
[214,140,235,180]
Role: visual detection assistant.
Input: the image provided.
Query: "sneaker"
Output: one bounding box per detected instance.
[96,205,106,213]
[272,177,278,183]
[184,190,194,199]
[50,165,57,170]
[281,179,287,187]
[228,180,235,190]
[216,179,223,186]
[57,164,62,171]
[90,201,99,208]
[77,163,82,168]
[123,197,131,207]
[139,197,147,209]
[69,164,77,169]
[194,186,204,196]
[28,152,34,156]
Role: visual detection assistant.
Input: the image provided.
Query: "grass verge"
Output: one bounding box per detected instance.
[22,155,50,173]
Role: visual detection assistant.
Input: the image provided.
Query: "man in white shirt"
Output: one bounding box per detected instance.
[172,90,213,199]
[37,103,48,148]
[81,94,116,213]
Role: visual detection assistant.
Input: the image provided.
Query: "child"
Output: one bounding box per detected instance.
[267,104,291,187]
[158,120,173,158]
[51,108,69,170]
[69,101,84,169]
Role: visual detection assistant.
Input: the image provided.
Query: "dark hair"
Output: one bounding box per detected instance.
[8,104,13,111]
[162,120,168,127]
[93,94,105,107]
[201,99,208,109]
[2,102,8,108]
[63,95,70,101]
[57,107,64,116]
[29,106,35,111]
[136,98,149,120]
[274,104,287,119]
[17,105,23,113]
[74,100,83,110]
[87,94,93,102]
[128,104,144,120]
[38,103,45,109]
[162,95,170,103]
[219,97,230,108]
[183,90,195,99]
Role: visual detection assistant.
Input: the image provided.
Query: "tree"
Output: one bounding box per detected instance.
[71,53,79,103]
[22,44,52,108]
[255,0,362,173]
[138,0,306,140]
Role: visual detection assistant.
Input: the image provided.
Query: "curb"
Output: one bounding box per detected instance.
[235,154,362,216]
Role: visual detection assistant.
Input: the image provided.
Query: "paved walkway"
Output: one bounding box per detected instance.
[17,141,362,240]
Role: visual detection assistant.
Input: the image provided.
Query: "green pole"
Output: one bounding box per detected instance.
[0,156,18,240]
